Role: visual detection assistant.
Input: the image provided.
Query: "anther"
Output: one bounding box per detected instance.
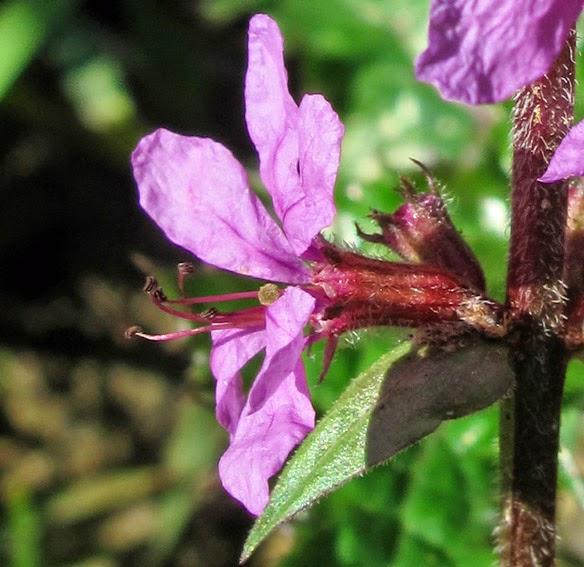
[177,262,196,294]
[125,325,144,339]
[143,276,158,294]
[143,276,167,302]
[200,307,219,319]
[153,288,167,302]
[258,283,280,306]
[126,325,222,342]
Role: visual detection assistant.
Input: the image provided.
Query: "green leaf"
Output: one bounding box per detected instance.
[0,0,78,100]
[242,337,514,562]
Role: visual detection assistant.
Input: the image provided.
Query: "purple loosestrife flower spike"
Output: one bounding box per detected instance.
[416,0,582,105]
[131,14,343,515]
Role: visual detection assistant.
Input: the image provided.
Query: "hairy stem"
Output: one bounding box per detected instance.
[500,32,575,566]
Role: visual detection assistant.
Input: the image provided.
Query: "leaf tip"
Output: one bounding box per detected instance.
[240,532,259,564]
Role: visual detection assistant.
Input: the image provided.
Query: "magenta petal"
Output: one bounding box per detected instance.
[290,94,343,255]
[210,328,266,437]
[245,16,301,225]
[245,15,343,254]
[132,128,309,283]
[247,287,316,410]
[218,361,314,516]
[218,287,316,515]
[539,120,584,183]
[416,0,582,104]
[245,14,298,162]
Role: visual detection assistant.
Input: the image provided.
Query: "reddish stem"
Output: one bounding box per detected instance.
[500,31,575,566]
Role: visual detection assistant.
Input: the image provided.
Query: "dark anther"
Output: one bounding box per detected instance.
[143,276,167,302]
[153,288,167,302]
[125,325,143,339]
[177,262,195,276]
[143,276,158,294]
[200,307,219,319]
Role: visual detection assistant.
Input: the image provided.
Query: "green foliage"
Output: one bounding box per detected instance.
[0,0,78,100]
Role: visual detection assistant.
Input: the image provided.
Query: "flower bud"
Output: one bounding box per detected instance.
[359,176,485,292]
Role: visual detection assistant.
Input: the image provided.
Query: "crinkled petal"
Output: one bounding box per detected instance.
[218,287,316,515]
[416,0,582,104]
[245,16,300,224]
[219,361,313,516]
[245,14,298,167]
[245,16,343,254]
[210,328,266,437]
[539,120,584,183]
[291,94,343,255]
[247,286,316,410]
[132,128,309,283]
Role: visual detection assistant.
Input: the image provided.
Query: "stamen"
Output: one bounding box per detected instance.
[177,262,196,294]
[200,307,219,319]
[143,275,158,294]
[125,310,266,342]
[166,290,260,305]
[125,325,144,339]
[212,306,266,325]
[127,325,223,342]
[143,276,210,322]
[128,275,268,343]
[258,283,280,305]
[153,299,212,322]
[143,276,167,302]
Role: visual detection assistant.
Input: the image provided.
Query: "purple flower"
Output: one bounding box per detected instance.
[416,1,584,184]
[416,0,582,105]
[129,13,504,517]
[131,14,343,515]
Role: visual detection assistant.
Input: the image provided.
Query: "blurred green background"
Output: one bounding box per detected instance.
[2,0,584,565]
